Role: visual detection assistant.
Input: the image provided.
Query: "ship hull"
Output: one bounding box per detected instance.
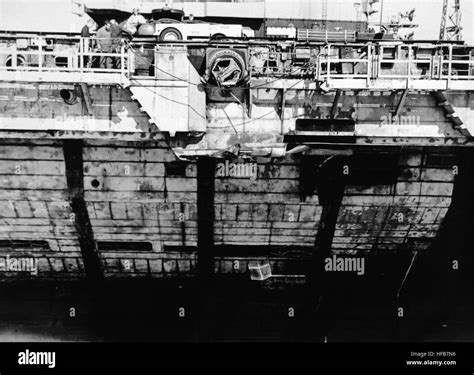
[0,132,459,280]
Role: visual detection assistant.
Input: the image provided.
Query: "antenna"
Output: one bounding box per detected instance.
[322,0,328,30]
[379,0,384,30]
[440,0,462,41]
[354,2,362,33]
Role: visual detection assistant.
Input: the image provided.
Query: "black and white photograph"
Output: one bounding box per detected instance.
[0,0,473,371]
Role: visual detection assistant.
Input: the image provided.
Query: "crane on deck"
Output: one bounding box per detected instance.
[439,0,462,41]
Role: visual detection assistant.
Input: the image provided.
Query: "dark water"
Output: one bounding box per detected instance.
[1,253,474,343]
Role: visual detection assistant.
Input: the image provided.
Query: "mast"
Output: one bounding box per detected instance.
[440,0,462,41]
[322,0,328,30]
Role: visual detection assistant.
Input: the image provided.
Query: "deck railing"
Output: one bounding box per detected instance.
[249,43,474,89]
[0,38,129,73]
[315,43,474,84]
[1,37,473,89]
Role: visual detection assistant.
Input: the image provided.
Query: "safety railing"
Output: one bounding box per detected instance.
[0,37,130,80]
[316,44,371,82]
[314,43,474,84]
[77,38,129,75]
[1,37,474,88]
[249,49,318,78]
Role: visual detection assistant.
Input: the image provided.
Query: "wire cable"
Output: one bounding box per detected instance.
[128,45,318,90]
[207,78,306,129]
[127,48,316,127]
[130,78,207,119]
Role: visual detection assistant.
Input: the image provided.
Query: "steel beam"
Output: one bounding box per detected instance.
[63,139,103,283]
[196,156,216,281]
[330,89,342,119]
[300,156,347,341]
[79,83,94,116]
[393,89,409,117]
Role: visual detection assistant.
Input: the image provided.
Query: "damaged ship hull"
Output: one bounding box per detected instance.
[0,37,474,284]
